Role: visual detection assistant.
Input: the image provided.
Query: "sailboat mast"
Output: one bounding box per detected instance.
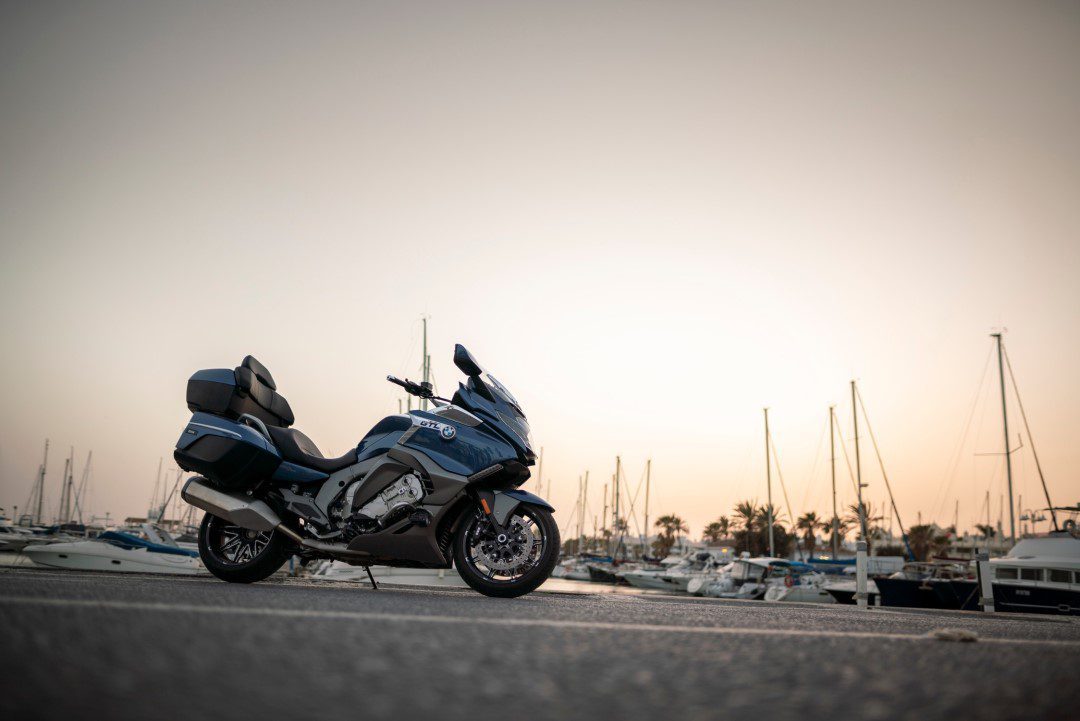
[644,458,651,555]
[1001,344,1060,532]
[992,333,1016,543]
[73,450,92,525]
[536,447,543,499]
[829,406,838,558]
[851,381,868,542]
[65,448,75,523]
[151,458,163,519]
[35,439,49,524]
[601,483,608,538]
[581,471,589,551]
[764,408,775,558]
[613,457,622,557]
[58,454,71,525]
[575,476,583,552]
[421,316,429,412]
[614,457,621,528]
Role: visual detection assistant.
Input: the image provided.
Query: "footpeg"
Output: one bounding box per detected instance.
[409,509,432,527]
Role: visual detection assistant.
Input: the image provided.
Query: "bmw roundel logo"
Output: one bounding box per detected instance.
[440,424,457,440]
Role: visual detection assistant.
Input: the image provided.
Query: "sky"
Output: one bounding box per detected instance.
[1,1,1078,539]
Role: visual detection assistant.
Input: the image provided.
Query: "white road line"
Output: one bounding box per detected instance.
[0,595,1077,647]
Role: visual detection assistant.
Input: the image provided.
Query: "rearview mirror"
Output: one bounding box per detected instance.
[453,344,483,376]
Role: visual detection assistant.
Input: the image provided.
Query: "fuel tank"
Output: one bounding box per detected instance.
[397,409,520,476]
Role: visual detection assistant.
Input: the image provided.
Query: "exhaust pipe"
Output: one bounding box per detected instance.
[182,478,282,531]
[182,477,369,559]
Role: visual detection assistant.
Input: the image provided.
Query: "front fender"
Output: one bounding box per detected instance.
[491,489,554,526]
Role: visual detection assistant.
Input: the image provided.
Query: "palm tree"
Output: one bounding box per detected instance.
[715,516,731,539]
[702,522,724,543]
[844,502,886,545]
[795,511,827,558]
[754,504,787,557]
[825,515,851,555]
[702,516,733,544]
[653,514,689,557]
[975,523,996,540]
[733,501,758,531]
[906,524,950,561]
[754,503,785,532]
[732,500,759,554]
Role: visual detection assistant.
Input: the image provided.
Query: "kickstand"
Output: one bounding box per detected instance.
[364,566,379,590]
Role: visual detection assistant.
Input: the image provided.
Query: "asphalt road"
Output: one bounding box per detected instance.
[1,568,1078,721]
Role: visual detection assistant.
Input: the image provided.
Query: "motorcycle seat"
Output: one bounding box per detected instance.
[267,426,357,474]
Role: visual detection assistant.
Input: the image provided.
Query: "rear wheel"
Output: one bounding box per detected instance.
[453,504,560,598]
[198,512,291,583]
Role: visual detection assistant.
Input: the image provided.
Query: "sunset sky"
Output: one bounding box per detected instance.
[2,1,1078,539]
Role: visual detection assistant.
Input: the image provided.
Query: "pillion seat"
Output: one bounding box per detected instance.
[267,425,357,474]
[186,355,355,474]
[186,355,295,428]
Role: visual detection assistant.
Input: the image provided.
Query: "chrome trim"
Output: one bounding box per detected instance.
[238,413,272,441]
[430,404,483,427]
[468,464,504,482]
[188,422,242,440]
[181,478,281,531]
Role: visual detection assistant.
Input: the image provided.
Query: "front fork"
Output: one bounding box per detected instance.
[469,487,556,535]
[471,488,508,536]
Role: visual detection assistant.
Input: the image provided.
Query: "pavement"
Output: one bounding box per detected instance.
[1,567,1078,721]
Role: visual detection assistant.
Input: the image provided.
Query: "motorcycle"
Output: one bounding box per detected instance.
[175,344,559,598]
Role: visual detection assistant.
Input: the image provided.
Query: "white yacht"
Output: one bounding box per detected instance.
[690,557,799,600]
[988,533,1080,615]
[762,567,835,604]
[0,523,42,553]
[24,525,203,575]
[821,576,881,605]
[624,551,725,592]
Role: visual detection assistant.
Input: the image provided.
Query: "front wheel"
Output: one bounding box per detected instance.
[198,512,292,583]
[453,503,560,598]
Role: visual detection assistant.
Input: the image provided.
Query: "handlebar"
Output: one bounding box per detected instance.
[386,375,435,399]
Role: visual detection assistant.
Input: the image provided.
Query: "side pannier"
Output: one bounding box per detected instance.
[174,412,282,488]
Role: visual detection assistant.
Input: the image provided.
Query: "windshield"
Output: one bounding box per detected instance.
[451,345,535,461]
[485,373,520,410]
[482,374,532,445]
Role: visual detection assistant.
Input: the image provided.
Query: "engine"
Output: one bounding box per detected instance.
[338,473,426,539]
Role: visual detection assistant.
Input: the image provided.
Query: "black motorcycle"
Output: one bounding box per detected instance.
[175,344,558,598]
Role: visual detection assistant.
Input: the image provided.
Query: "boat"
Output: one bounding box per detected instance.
[822,578,880,605]
[935,533,1080,615]
[587,562,636,584]
[623,551,722,592]
[689,557,792,599]
[552,555,602,582]
[873,561,974,610]
[762,562,836,603]
[23,524,203,575]
[0,522,45,553]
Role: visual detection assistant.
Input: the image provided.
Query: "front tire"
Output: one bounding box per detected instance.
[453,503,560,598]
[198,512,292,583]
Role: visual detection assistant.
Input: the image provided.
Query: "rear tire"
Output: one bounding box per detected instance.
[198,512,291,583]
[453,503,560,598]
